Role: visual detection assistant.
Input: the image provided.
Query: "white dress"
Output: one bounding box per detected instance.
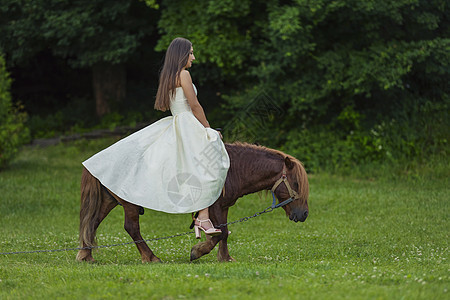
[82,85,230,214]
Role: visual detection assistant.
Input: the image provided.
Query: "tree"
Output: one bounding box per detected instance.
[0,53,29,168]
[0,0,159,117]
[155,0,449,163]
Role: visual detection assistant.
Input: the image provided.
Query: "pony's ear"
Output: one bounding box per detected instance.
[285,156,295,169]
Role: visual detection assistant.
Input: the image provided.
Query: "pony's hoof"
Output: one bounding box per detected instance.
[190,251,198,262]
[76,256,95,263]
[223,257,236,262]
[218,253,236,262]
[142,256,162,263]
[76,251,95,262]
[190,248,202,261]
[190,242,211,262]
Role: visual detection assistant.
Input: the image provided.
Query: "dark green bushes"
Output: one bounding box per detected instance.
[0,0,448,174]
[156,0,449,173]
[282,99,449,173]
[0,54,29,168]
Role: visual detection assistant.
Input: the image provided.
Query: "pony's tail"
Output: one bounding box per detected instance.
[76,168,103,259]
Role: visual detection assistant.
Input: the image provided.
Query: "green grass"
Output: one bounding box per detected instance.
[0,139,448,299]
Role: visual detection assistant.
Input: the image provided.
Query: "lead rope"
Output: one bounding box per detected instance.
[215,191,294,229]
[0,195,292,256]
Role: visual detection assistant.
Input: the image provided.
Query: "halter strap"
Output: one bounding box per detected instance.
[270,165,299,208]
[271,166,299,199]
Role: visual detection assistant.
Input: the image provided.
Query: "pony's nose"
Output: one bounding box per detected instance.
[303,210,309,218]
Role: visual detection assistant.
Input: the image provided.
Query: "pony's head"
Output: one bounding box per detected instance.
[224,142,309,222]
[272,155,309,222]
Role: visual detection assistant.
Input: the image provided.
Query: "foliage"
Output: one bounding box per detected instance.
[0,0,158,68]
[283,98,449,173]
[0,0,448,170]
[0,139,448,298]
[156,0,449,170]
[0,0,162,120]
[155,0,255,79]
[0,54,29,168]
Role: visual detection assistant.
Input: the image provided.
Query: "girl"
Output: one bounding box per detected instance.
[82,37,230,238]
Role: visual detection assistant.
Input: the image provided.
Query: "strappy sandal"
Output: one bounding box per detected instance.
[194,218,222,239]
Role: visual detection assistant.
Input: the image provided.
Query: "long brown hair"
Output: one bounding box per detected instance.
[154,37,192,111]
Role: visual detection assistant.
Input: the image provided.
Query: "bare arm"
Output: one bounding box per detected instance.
[180,70,210,128]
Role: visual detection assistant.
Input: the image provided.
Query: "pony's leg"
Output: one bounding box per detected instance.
[217,208,235,262]
[77,190,117,262]
[119,200,161,263]
[190,204,224,261]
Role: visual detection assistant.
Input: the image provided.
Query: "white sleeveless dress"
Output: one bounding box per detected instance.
[82,85,230,214]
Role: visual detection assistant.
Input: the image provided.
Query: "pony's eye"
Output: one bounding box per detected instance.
[293,182,299,190]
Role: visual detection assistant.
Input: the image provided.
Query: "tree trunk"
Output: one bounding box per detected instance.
[92,63,126,117]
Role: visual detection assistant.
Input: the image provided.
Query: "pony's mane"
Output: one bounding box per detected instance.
[228,141,287,158]
[226,142,309,202]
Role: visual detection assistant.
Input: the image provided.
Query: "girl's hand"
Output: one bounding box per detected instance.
[215,128,223,139]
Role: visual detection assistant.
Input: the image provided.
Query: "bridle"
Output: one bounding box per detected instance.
[270,165,299,209]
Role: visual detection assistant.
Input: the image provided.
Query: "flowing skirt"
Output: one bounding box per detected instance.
[82,111,230,214]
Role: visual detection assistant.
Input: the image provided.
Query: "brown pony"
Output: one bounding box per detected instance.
[76,142,309,263]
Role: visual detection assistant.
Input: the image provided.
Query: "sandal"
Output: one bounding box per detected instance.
[194,218,222,239]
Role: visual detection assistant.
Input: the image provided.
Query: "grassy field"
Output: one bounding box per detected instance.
[0,138,448,299]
